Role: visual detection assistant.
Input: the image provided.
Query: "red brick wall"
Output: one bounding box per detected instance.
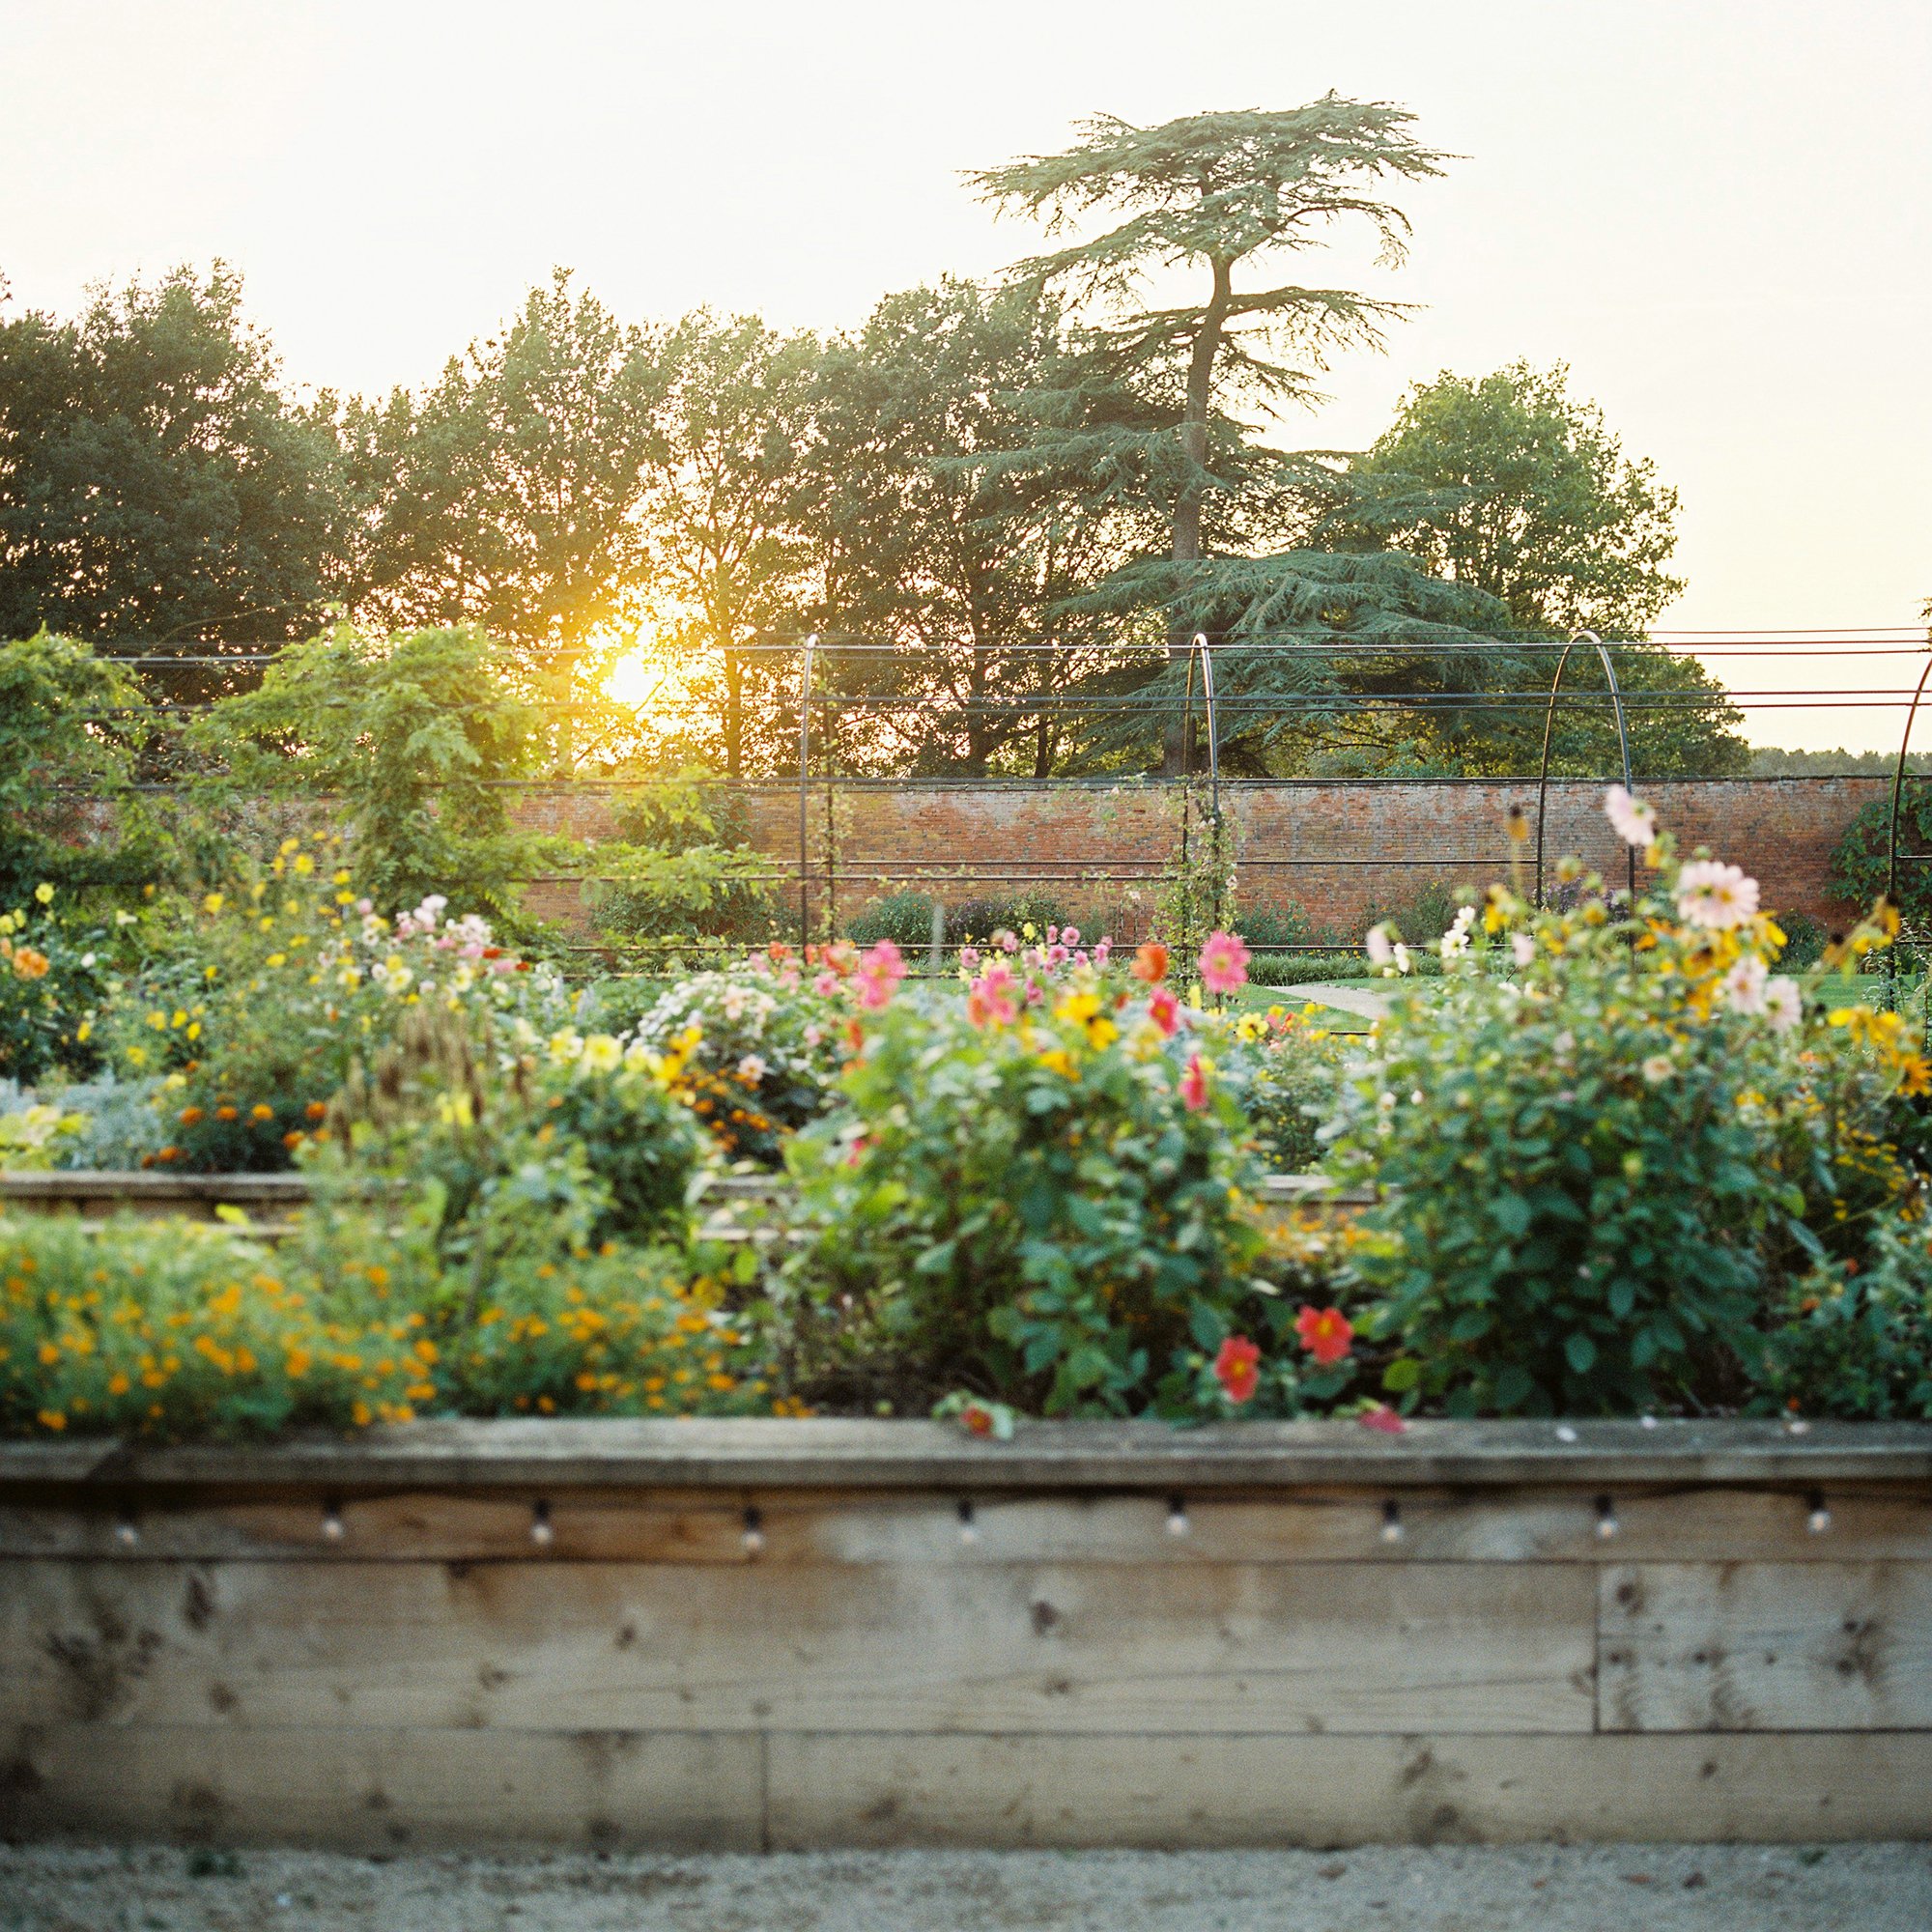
[516,778,1887,942]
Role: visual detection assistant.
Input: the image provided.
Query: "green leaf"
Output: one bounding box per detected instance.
[1563,1331,1597,1376]
[1381,1356,1421,1393]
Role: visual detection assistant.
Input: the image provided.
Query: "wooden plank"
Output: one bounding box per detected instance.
[6,1416,1927,1493]
[7,1482,1928,1565]
[0,1557,1595,1736]
[1600,1562,1932,1732]
[766,1730,1932,1847]
[0,1721,760,1851]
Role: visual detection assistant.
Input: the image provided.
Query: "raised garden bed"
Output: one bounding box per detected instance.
[3,1418,1928,1851]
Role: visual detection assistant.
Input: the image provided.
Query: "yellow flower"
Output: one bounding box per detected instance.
[33,882,54,904]
[1037,1047,1077,1079]
[203,893,225,914]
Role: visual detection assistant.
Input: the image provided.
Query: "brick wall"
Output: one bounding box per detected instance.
[516,778,1888,942]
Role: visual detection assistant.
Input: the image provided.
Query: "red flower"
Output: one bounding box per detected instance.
[1294,1303,1354,1367]
[1148,985,1180,1037]
[1130,941,1169,984]
[1357,1404,1407,1435]
[1179,1052,1210,1111]
[960,1401,996,1438]
[1213,1334,1261,1404]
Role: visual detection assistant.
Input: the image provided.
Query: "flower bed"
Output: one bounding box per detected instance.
[2,1416,1928,1850]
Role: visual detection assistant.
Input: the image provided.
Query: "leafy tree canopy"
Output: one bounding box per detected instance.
[0,265,345,673]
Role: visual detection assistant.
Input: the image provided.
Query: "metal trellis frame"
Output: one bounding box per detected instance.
[1534,630,1637,908]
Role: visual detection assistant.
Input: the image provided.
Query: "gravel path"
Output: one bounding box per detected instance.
[5,1843,1929,1931]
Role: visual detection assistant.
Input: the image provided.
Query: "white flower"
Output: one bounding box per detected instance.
[1719,954,1769,1015]
[723,985,749,1022]
[1641,1054,1675,1085]
[1511,932,1537,968]
[1605,785,1659,849]
[1378,1091,1397,1112]
[1392,942,1412,976]
[1763,976,1803,1034]
[1366,924,1394,968]
[736,1053,769,1085]
[378,955,413,994]
[548,1028,584,1065]
[1676,861,1760,930]
[579,1034,623,1073]
[1439,927,1469,961]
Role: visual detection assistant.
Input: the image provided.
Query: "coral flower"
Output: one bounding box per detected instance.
[12,948,49,980]
[966,963,1019,1028]
[1179,1052,1210,1111]
[1130,941,1169,984]
[1197,929,1250,994]
[1148,985,1180,1036]
[1294,1303,1355,1367]
[1357,1404,1407,1435]
[1213,1334,1261,1404]
[855,938,906,1009]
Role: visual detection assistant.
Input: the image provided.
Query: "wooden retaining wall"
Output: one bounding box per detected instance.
[2,1418,1929,1851]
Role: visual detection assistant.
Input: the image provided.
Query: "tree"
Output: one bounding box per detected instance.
[0,266,345,670]
[802,279,1144,777]
[1337,361,1686,635]
[343,271,668,713]
[634,313,821,778]
[973,99,1453,768]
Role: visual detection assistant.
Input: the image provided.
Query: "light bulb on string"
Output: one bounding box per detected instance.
[1165,1495,1190,1538]
[1806,1492,1833,1535]
[321,1502,346,1544]
[529,1501,554,1548]
[1595,1495,1620,1541]
[1379,1500,1405,1546]
[114,1511,139,1549]
[742,1507,766,1556]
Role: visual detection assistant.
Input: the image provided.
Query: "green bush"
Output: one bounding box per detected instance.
[845,889,943,951]
[1214,1006,1350,1172]
[1328,822,1916,1416]
[782,969,1276,1416]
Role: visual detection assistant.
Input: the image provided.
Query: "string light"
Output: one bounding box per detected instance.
[742,1507,766,1556]
[321,1502,346,1543]
[1595,1495,1621,1541]
[956,1499,979,1546]
[113,1511,139,1548]
[1379,1500,1405,1545]
[529,1501,554,1548]
[1165,1495,1191,1538]
[1806,1492,1833,1535]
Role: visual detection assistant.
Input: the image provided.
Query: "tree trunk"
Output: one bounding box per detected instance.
[724,641,743,780]
[1164,256,1233,776]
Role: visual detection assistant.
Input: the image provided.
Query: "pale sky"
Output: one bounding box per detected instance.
[5,0,1929,749]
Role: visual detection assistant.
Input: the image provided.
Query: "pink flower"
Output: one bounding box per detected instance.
[957,947,980,973]
[813,971,840,997]
[1720,954,1768,1014]
[1213,1335,1261,1404]
[1198,929,1250,994]
[1511,932,1536,968]
[996,929,1019,953]
[1046,944,1070,968]
[1763,976,1802,1033]
[1357,1404,1407,1435]
[1062,926,1080,948]
[1180,1053,1210,1111]
[855,939,906,1009]
[1045,925,1060,944]
[966,963,1019,1028]
[1366,924,1394,968]
[1093,939,1112,968]
[1676,861,1759,930]
[1604,784,1658,850]
[1148,986,1180,1036]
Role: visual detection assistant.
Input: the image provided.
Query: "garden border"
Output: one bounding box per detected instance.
[4,1417,1930,1851]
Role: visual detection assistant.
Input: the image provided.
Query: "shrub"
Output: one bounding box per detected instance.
[845,889,943,952]
[624,953,846,1165]
[0,895,109,1084]
[945,890,1068,945]
[95,836,578,1172]
[1328,802,1916,1416]
[1,1213,428,1438]
[782,961,1275,1416]
[1214,1005,1350,1172]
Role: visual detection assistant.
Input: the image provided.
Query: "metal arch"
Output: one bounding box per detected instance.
[1179,633,1227,935]
[1533,630,1637,908]
[1884,653,1932,913]
[795,633,819,947]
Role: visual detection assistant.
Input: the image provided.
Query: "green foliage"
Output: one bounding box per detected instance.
[845,890,943,951]
[1327,831,1914,1416]
[95,837,578,1172]
[0,897,110,1084]
[624,959,846,1166]
[1339,362,1686,636]
[1215,1006,1349,1173]
[342,270,667,688]
[782,980,1271,1415]
[192,626,546,922]
[1834,782,1932,922]
[586,771,778,950]
[1760,1197,1932,1419]
[0,634,194,907]
[0,265,345,651]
